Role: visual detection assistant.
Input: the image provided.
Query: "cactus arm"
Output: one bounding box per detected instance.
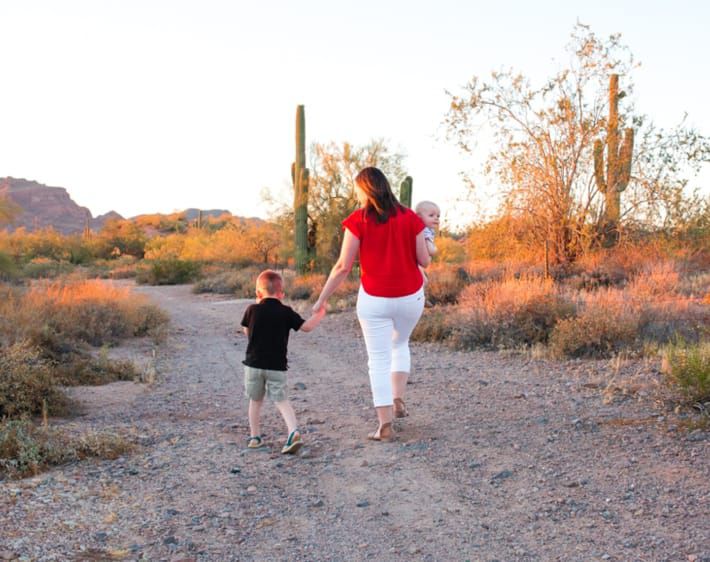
[400,176,413,208]
[617,128,634,191]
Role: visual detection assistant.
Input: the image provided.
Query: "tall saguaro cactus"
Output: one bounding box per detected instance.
[292,105,311,273]
[594,73,634,246]
[399,176,413,208]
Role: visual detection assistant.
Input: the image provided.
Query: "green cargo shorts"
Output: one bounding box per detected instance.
[243,365,288,402]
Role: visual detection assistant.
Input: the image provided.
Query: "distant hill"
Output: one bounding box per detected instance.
[0,177,261,234]
[0,177,123,234]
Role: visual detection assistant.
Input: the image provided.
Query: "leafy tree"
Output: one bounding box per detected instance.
[307,139,407,267]
[95,218,147,259]
[445,23,709,263]
[243,222,281,264]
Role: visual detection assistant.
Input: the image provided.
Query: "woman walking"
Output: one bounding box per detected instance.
[312,167,430,441]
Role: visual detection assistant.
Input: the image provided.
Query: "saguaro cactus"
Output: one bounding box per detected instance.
[292,105,311,273]
[400,176,413,208]
[594,73,634,246]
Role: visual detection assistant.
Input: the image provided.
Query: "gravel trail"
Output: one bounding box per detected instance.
[1,283,708,561]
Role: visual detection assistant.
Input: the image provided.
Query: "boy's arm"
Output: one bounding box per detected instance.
[425,238,437,255]
[242,327,249,336]
[299,308,326,333]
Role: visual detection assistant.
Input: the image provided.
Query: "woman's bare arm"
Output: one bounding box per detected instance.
[312,229,360,313]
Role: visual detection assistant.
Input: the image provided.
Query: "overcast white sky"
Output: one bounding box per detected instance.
[1,0,708,228]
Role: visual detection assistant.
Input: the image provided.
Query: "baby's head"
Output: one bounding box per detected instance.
[415,201,440,230]
[255,269,284,301]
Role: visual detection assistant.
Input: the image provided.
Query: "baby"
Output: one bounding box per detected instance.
[415,201,440,282]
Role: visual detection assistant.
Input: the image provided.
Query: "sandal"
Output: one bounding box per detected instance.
[281,430,303,455]
[247,435,264,449]
[367,422,394,442]
[393,398,408,418]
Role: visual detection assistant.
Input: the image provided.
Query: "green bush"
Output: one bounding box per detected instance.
[0,251,17,281]
[662,340,710,403]
[0,343,68,419]
[136,259,201,285]
[21,259,75,279]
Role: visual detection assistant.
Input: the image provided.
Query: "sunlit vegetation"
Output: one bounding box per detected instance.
[0,279,167,478]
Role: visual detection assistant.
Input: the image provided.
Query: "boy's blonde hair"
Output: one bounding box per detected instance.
[256,269,284,296]
[415,200,440,215]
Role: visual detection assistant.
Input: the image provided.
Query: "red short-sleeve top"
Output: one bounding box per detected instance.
[342,206,425,297]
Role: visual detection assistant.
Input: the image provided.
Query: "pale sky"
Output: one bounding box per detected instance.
[1,0,708,229]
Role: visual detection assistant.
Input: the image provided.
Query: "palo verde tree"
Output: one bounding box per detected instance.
[445,23,709,263]
[306,139,407,267]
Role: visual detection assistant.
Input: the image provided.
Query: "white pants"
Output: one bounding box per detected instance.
[356,286,425,407]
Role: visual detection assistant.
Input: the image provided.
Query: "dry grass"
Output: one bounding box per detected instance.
[0,280,168,348]
[661,340,710,403]
[0,419,134,479]
[415,275,575,349]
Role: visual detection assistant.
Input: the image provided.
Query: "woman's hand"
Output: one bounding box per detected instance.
[312,300,326,315]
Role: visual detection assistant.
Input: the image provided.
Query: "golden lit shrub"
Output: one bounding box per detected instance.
[455,275,575,348]
[425,264,467,305]
[435,236,466,264]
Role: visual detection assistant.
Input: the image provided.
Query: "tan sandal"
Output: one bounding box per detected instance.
[367,422,394,442]
[393,398,408,418]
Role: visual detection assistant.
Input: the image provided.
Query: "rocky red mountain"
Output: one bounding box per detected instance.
[0,177,238,234]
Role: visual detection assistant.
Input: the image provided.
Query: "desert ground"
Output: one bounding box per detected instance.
[1,283,708,561]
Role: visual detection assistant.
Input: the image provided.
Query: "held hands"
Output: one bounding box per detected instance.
[312,300,326,316]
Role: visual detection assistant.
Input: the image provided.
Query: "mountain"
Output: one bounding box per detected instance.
[0,177,260,234]
[0,177,123,234]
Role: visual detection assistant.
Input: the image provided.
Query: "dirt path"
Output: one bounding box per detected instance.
[1,284,708,561]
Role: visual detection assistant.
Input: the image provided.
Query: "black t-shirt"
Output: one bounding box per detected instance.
[240,298,305,371]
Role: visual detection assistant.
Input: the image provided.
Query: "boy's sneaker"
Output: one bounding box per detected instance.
[281,430,303,455]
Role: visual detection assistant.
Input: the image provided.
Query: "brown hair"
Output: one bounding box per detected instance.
[354,167,404,224]
[256,269,283,296]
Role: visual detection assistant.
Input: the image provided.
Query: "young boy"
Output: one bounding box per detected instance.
[241,269,325,454]
[415,200,440,282]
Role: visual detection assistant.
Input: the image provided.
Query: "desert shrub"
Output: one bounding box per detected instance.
[135,259,201,285]
[193,270,250,296]
[52,351,139,386]
[465,260,508,283]
[661,340,710,403]
[627,260,681,297]
[21,258,75,279]
[286,273,359,306]
[454,276,575,348]
[549,290,639,357]
[0,280,169,348]
[435,236,466,264]
[411,307,457,343]
[0,251,17,280]
[288,273,325,300]
[0,419,133,479]
[0,343,68,419]
[426,265,468,305]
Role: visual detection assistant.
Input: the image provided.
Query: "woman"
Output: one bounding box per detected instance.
[312,167,430,441]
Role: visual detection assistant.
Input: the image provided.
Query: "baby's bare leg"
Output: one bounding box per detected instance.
[248,399,263,437]
[274,400,298,434]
